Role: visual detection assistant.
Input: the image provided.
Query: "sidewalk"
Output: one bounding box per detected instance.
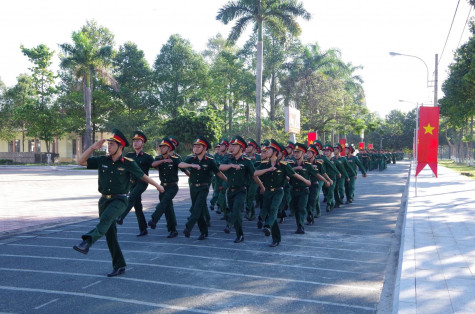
[396,164,475,313]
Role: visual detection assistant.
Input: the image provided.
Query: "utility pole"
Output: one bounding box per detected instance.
[434,54,438,106]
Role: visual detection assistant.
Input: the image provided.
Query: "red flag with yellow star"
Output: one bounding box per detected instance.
[416,106,439,177]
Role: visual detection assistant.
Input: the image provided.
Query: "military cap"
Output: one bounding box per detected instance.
[281,143,289,157]
[132,131,147,143]
[230,135,247,149]
[294,142,307,153]
[261,139,270,147]
[168,135,179,148]
[345,145,355,154]
[159,137,176,151]
[313,140,323,150]
[107,128,129,147]
[286,141,296,150]
[307,144,319,155]
[219,139,229,147]
[322,143,334,152]
[267,139,282,153]
[334,143,343,151]
[247,138,259,149]
[215,143,221,148]
[193,136,211,149]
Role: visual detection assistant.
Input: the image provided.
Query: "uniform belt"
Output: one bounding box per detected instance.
[268,187,283,192]
[101,194,127,199]
[229,187,246,192]
[162,182,177,187]
[293,187,308,192]
[193,183,208,187]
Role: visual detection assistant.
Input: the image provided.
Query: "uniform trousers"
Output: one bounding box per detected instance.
[345,176,356,201]
[151,184,178,232]
[291,188,309,228]
[118,181,148,231]
[185,185,210,235]
[82,196,127,269]
[245,181,258,219]
[227,188,246,237]
[261,189,284,243]
[307,181,323,218]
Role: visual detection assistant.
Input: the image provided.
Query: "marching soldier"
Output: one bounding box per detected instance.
[244,138,261,221]
[219,135,265,243]
[178,136,227,240]
[209,143,221,211]
[322,144,340,212]
[332,143,355,208]
[345,145,367,203]
[147,137,183,238]
[115,131,154,237]
[306,143,332,222]
[73,129,164,277]
[254,140,311,247]
[290,143,329,234]
[215,139,229,216]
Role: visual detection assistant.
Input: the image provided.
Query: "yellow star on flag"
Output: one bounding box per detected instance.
[423,123,435,135]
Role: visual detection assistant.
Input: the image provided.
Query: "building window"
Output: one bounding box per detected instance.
[8,141,13,152]
[36,140,41,153]
[28,140,34,152]
[15,140,20,152]
[72,139,77,159]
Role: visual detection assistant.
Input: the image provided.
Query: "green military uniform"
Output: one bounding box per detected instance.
[256,140,296,246]
[244,138,261,220]
[281,141,296,218]
[332,144,354,207]
[183,137,220,238]
[221,136,256,241]
[80,129,145,271]
[149,137,182,236]
[289,143,317,233]
[214,139,229,216]
[306,143,327,221]
[322,144,340,211]
[345,146,366,203]
[209,143,221,210]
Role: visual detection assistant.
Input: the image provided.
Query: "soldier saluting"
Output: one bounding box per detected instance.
[73,129,164,277]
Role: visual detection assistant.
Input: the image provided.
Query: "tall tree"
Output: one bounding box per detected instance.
[20,44,62,153]
[217,0,311,144]
[59,20,117,151]
[153,34,208,118]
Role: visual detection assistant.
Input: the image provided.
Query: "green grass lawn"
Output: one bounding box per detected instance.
[439,160,475,180]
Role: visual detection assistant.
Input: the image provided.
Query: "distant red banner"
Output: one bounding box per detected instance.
[307,132,316,145]
[416,106,439,177]
[368,144,373,150]
[339,139,346,148]
[359,142,364,150]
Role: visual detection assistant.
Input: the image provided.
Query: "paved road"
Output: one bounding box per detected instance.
[0,162,410,313]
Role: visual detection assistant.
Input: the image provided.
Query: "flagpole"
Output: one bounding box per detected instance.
[415,103,420,197]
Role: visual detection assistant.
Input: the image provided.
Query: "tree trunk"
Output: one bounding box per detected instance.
[256,21,263,145]
[245,102,250,123]
[228,93,233,132]
[444,129,456,160]
[269,70,276,121]
[83,75,93,152]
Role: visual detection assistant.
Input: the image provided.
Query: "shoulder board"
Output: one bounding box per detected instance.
[123,156,134,162]
[187,154,194,157]
[261,161,268,163]
[316,160,323,164]
[207,156,214,160]
[143,152,151,156]
[280,161,288,165]
[243,156,251,161]
[304,162,312,165]
[171,155,179,159]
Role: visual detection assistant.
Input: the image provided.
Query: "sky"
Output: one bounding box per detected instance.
[0,0,473,118]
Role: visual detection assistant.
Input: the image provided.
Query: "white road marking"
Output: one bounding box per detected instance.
[81,281,102,289]
[0,269,375,311]
[0,285,210,313]
[34,298,59,309]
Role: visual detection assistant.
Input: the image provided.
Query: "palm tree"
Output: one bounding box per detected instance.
[59,21,117,151]
[217,0,311,144]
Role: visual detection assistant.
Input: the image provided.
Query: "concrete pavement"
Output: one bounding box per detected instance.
[395,163,475,313]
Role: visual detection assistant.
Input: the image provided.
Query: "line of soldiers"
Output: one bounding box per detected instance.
[72,129,373,277]
[357,149,404,172]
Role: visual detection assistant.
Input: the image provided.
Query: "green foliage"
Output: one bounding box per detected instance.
[153,34,209,118]
[158,109,221,154]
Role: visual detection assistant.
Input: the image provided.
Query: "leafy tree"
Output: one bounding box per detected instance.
[153,34,208,118]
[217,0,311,144]
[20,44,64,152]
[159,109,221,153]
[59,20,117,151]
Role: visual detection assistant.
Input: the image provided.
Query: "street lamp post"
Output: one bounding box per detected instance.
[389,52,439,106]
